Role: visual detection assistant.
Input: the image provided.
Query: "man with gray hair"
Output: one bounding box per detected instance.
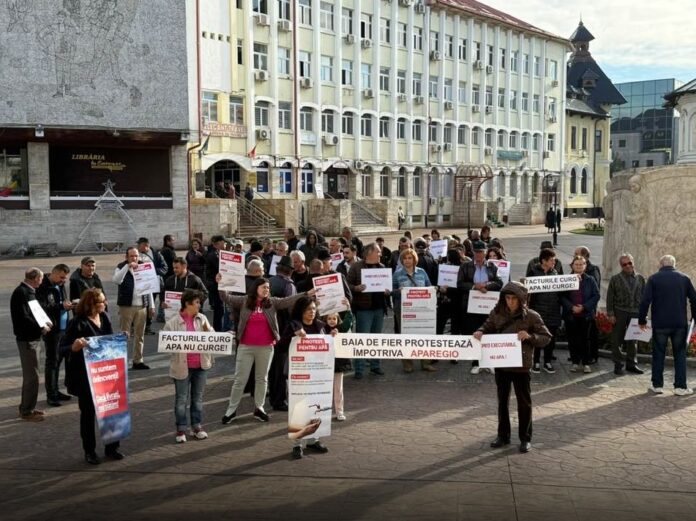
[638,255,696,395]
[607,254,646,375]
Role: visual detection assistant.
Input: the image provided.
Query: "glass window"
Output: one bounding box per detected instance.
[533,94,540,113]
[255,101,269,126]
[321,110,334,133]
[278,164,292,193]
[498,88,505,108]
[458,38,467,60]
[509,132,517,148]
[458,81,467,103]
[301,166,314,194]
[237,39,243,65]
[0,148,28,195]
[256,163,269,193]
[487,44,494,66]
[413,73,422,96]
[397,118,406,139]
[360,13,372,39]
[533,56,540,76]
[485,86,493,107]
[278,102,291,129]
[430,31,439,52]
[299,51,311,77]
[342,7,353,34]
[523,53,529,74]
[320,55,333,82]
[361,114,372,136]
[380,169,390,197]
[300,107,313,131]
[380,18,390,43]
[472,84,480,105]
[320,1,334,30]
[361,171,372,197]
[412,120,422,141]
[202,91,218,122]
[497,130,505,148]
[458,125,467,145]
[570,169,577,194]
[547,133,555,152]
[413,27,422,50]
[397,168,406,197]
[341,59,353,85]
[521,92,529,111]
[342,112,354,135]
[549,60,558,80]
[510,50,518,72]
[429,75,439,98]
[429,122,438,143]
[278,0,290,20]
[521,133,529,149]
[278,47,290,75]
[252,0,268,14]
[229,96,244,125]
[571,126,577,149]
[397,70,406,94]
[581,128,588,150]
[444,79,453,101]
[510,90,517,110]
[299,0,311,25]
[595,129,602,152]
[485,128,493,147]
[445,35,453,58]
[475,41,481,61]
[533,134,540,151]
[471,127,480,146]
[580,169,588,194]
[413,169,421,196]
[443,125,453,144]
[379,67,390,92]
[379,117,389,138]
[499,48,506,69]
[361,63,371,89]
[397,22,407,47]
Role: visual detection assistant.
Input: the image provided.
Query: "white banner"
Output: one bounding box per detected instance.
[163,291,182,321]
[467,290,500,314]
[361,268,392,293]
[219,251,246,292]
[157,331,234,354]
[313,273,348,316]
[330,252,343,272]
[288,336,335,440]
[525,274,579,294]
[401,286,437,335]
[28,300,52,328]
[488,259,511,284]
[334,333,480,360]
[624,318,652,343]
[437,264,459,287]
[429,240,448,259]
[133,262,160,296]
[479,334,523,368]
[269,255,282,276]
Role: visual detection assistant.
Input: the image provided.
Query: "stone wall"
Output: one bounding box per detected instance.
[190,199,237,243]
[254,199,301,231]
[452,201,489,228]
[305,200,352,236]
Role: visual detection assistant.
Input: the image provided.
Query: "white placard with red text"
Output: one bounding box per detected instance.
[401,286,437,335]
[624,319,652,343]
[133,262,160,296]
[479,334,523,368]
[467,290,500,314]
[219,251,246,292]
[361,268,392,293]
[330,252,343,272]
[163,291,182,321]
[312,273,348,316]
[488,259,511,283]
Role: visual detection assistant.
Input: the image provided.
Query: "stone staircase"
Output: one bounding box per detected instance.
[236,197,285,239]
[507,203,531,225]
[350,200,392,233]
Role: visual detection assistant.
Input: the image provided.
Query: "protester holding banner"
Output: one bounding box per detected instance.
[473,282,551,454]
[528,248,563,374]
[218,276,312,424]
[560,256,600,374]
[204,235,226,331]
[324,309,353,422]
[163,290,214,443]
[61,288,123,465]
[163,257,208,303]
[458,241,503,375]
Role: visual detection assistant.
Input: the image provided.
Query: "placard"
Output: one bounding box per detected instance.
[313,273,348,316]
[524,274,580,294]
[361,268,392,293]
[334,333,479,360]
[163,291,182,321]
[479,334,523,368]
[28,300,52,328]
[437,264,459,287]
[219,251,246,292]
[269,255,282,276]
[288,336,335,440]
[330,252,343,271]
[157,331,234,354]
[429,240,448,259]
[624,318,652,343]
[467,290,500,314]
[488,259,511,283]
[133,262,160,296]
[401,287,437,335]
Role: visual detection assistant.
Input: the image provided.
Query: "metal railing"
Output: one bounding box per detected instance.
[350,199,385,225]
[236,196,278,235]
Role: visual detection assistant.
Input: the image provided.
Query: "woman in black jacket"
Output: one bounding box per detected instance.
[61,288,123,465]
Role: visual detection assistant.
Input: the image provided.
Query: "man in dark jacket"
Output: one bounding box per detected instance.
[390,237,412,272]
[474,282,551,453]
[36,264,72,406]
[458,241,503,374]
[638,255,696,395]
[284,228,300,252]
[527,249,562,374]
[414,238,438,285]
[342,226,364,258]
[163,257,208,301]
[11,268,50,421]
[526,241,564,276]
[205,235,226,331]
[376,237,392,269]
[160,235,176,279]
[69,256,104,301]
[137,237,168,331]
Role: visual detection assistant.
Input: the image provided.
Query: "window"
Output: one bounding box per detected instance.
[379,117,389,138]
[301,166,314,194]
[533,94,540,113]
[457,125,467,145]
[548,97,556,118]
[445,35,453,58]
[521,133,529,150]
[379,67,390,92]
[299,51,311,77]
[444,79,453,101]
[229,96,244,125]
[253,43,268,71]
[499,48,506,69]
[278,0,290,21]
[487,44,494,66]
[341,59,353,85]
[396,168,406,197]
[278,47,290,75]
[202,91,218,122]
[256,162,269,193]
[475,41,481,61]
[278,102,291,129]
[581,128,588,150]
[485,86,493,107]
[533,56,540,76]
[380,168,390,197]
[498,88,505,108]
[631,160,640,168]
[320,55,333,82]
[442,173,452,198]
[511,50,518,72]
[547,133,555,152]
[300,107,313,131]
[342,7,353,34]
[458,38,467,61]
[443,124,453,144]
[571,126,577,149]
[581,169,588,194]
[321,110,334,133]
[397,70,406,94]
[430,31,440,52]
[570,168,577,194]
[278,163,292,193]
[472,127,480,146]
[429,122,438,143]
[397,118,406,139]
[361,171,372,197]
[618,139,626,148]
[299,0,311,25]
[549,59,558,80]
[472,84,480,105]
[360,13,372,39]
[413,168,421,196]
[533,134,540,151]
[510,90,517,110]
[361,114,372,136]
[523,53,529,74]
[509,132,518,148]
[521,92,529,111]
[497,130,505,148]
[413,27,422,50]
[485,128,494,147]
[380,18,390,43]
[396,22,408,47]
[646,159,654,167]
[412,73,422,96]
[361,63,371,89]
[429,76,438,98]
[320,1,334,31]
[252,0,267,14]
[595,130,602,152]
[458,81,467,103]
[412,120,423,141]
[255,101,269,126]
[237,39,243,65]
[342,112,354,135]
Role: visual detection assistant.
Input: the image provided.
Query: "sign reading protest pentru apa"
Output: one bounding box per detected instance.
[524,274,579,294]
[219,251,246,292]
[401,287,437,335]
[157,331,235,355]
[334,333,480,361]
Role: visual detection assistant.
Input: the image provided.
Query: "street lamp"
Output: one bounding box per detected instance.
[542,172,560,246]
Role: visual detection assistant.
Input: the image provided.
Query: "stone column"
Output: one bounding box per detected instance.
[27,142,50,210]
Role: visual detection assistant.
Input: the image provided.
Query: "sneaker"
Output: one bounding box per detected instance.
[543,363,555,374]
[253,408,270,422]
[570,364,580,373]
[648,386,664,394]
[292,446,303,459]
[370,367,385,376]
[583,365,592,374]
[336,413,346,421]
[144,328,156,336]
[193,428,208,440]
[306,441,329,453]
[131,362,150,370]
[19,411,44,422]
[47,398,62,407]
[221,411,237,424]
[57,392,72,401]
[175,431,187,443]
[470,366,481,375]
[674,388,694,396]
[531,363,541,374]
[85,452,101,465]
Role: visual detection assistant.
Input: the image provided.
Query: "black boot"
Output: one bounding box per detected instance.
[614,363,624,376]
[45,367,61,406]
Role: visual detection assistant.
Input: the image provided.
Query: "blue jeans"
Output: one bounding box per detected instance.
[174,368,208,431]
[354,309,384,375]
[652,327,688,389]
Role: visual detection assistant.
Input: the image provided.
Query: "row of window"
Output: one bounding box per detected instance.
[569,126,604,152]
[569,168,589,195]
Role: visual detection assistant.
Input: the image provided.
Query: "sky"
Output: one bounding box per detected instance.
[482,0,696,85]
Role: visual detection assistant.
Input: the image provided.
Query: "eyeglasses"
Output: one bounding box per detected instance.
[621,261,633,267]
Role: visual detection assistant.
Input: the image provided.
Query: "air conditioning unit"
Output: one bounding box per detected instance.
[345,34,355,44]
[444,100,453,110]
[474,60,483,70]
[548,115,557,123]
[354,160,364,169]
[472,105,480,113]
[430,143,442,152]
[254,70,269,82]
[256,128,270,140]
[485,106,492,114]
[415,3,425,13]
[278,19,292,31]
[430,50,441,61]
[363,88,374,98]
[255,13,270,26]
[484,147,492,156]
[485,65,493,74]
[323,134,339,146]
[543,151,550,158]
[551,80,559,87]
[398,93,407,102]
[414,95,424,104]
[300,77,313,88]
[443,143,453,151]
[361,38,373,49]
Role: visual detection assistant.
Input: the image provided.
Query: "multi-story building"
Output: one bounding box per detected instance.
[562,21,625,218]
[191,0,568,235]
[610,78,683,171]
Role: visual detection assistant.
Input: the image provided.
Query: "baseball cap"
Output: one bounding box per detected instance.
[81,256,96,265]
[472,240,487,252]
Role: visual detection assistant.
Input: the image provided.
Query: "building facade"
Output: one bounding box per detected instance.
[665,78,696,165]
[190,0,569,235]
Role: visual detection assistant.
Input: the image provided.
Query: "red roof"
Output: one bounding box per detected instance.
[432,0,568,43]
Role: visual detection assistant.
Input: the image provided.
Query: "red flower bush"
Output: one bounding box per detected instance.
[595,312,614,334]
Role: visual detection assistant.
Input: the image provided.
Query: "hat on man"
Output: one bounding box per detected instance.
[539,240,553,250]
[232,239,244,247]
[250,241,263,253]
[472,240,487,252]
[316,248,331,261]
[276,256,294,271]
[80,256,96,265]
[136,237,149,244]
[414,238,427,249]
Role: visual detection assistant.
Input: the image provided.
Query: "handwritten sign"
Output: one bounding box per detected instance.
[429,240,448,259]
[479,334,523,368]
[361,268,392,293]
[437,265,459,287]
[467,290,500,314]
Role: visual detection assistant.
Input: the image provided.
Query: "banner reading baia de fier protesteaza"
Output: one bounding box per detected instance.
[334,333,480,361]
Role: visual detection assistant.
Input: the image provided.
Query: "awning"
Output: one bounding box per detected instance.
[199,153,252,172]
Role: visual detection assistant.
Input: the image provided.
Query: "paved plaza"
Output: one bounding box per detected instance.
[2,225,696,521]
